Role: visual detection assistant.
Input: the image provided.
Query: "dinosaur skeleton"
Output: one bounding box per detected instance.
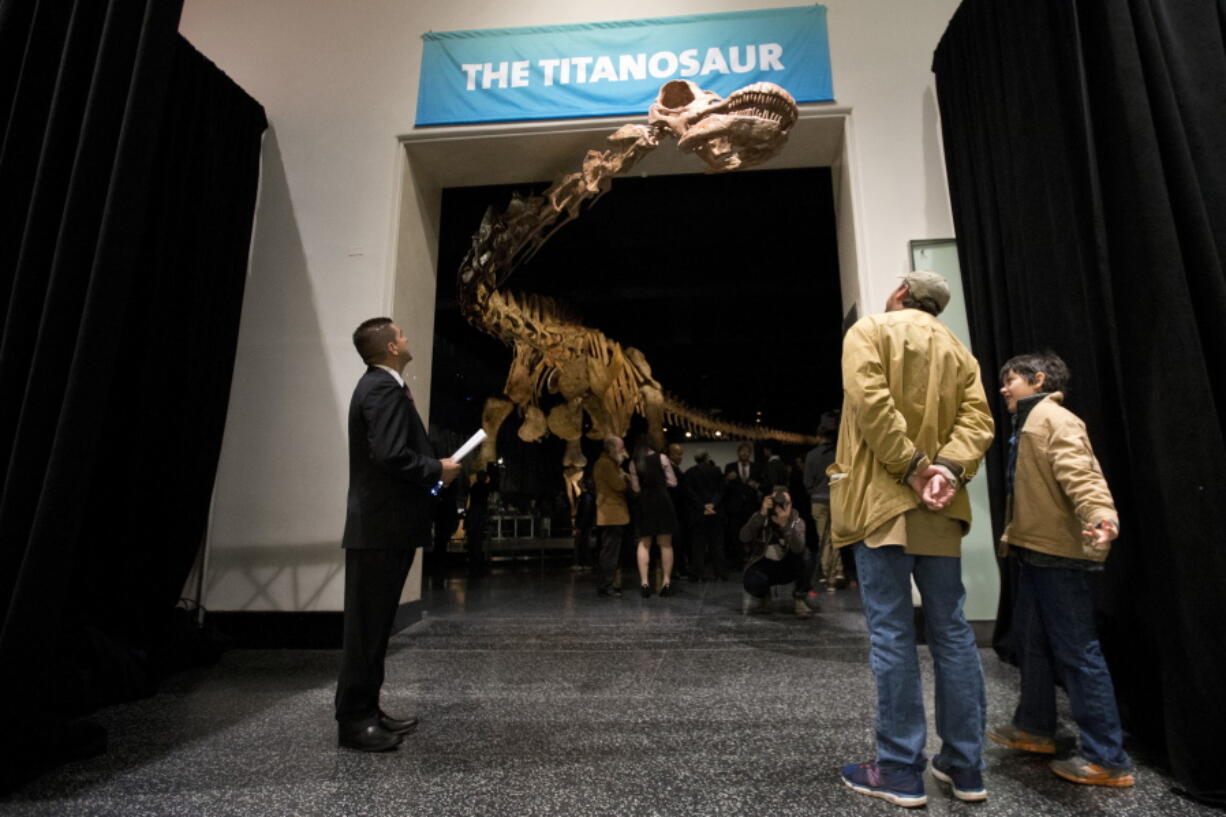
[457,80,816,469]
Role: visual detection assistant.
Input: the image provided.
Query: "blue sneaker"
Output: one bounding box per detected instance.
[931,756,988,802]
[841,761,927,808]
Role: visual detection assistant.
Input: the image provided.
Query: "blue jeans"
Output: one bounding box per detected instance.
[854,543,986,773]
[1012,557,1131,769]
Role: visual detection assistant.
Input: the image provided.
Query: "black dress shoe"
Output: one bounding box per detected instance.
[378,711,419,735]
[338,723,401,752]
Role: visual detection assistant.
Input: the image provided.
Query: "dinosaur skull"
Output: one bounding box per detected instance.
[648,80,799,172]
[648,80,724,138]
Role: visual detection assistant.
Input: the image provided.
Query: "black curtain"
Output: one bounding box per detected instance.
[935,0,1226,804]
[0,0,266,789]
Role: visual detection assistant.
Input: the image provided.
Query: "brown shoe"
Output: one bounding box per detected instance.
[988,723,1056,754]
[1050,755,1135,787]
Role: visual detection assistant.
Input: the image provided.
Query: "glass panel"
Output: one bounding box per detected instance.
[910,239,1000,622]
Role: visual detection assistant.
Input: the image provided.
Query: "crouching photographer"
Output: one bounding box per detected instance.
[740,488,811,617]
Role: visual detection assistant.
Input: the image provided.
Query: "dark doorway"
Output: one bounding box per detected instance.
[429,166,844,524]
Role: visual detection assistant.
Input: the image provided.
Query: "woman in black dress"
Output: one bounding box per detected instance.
[628,434,679,597]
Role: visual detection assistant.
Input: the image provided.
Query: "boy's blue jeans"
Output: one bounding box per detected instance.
[854,543,986,773]
[1012,557,1131,769]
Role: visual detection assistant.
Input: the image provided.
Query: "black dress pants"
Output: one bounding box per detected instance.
[335,547,416,725]
[671,517,689,576]
[690,516,725,579]
[467,511,487,573]
[574,524,593,566]
[594,525,624,590]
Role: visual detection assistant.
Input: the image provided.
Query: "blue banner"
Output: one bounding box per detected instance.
[415,6,833,126]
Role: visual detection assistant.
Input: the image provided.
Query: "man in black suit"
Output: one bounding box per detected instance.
[760,443,789,493]
[723,443,763,571]
[685,451,727,581]
[335,317,461,752]
[723,442,764,492]
[665,442,691,581]
[466,469,493,575]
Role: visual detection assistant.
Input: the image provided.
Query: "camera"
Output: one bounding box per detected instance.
[766,489,790,513]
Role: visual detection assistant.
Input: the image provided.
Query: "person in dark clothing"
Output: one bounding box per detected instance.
[789,455,811,538]
[466,470,492,574]
[789,453,818,594]
[740,487,810,617]
[572,474,596,569]
[723,442,762,570]
[804,413,846,590]
[336,317,461,752]
[761,443,789,492]
[665,442,691,581]
[684,451,727,581]
[429,480,460,588]
[628,434,679,597]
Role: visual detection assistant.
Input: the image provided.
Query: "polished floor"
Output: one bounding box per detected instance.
[0,560,1214,816]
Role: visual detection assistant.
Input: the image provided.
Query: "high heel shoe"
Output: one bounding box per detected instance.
[640,584,652,598]
[658,584,673,597]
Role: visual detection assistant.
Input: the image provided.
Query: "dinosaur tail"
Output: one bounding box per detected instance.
[661,394,818,445]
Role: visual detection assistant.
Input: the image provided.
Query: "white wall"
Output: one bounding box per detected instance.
[180,0,969,613]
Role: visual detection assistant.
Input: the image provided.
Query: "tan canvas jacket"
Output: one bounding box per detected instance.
[828,309,994,553]
[998,393,1117,561]
[594,453,629,526]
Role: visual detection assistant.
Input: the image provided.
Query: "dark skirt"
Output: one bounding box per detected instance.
[635,453,678,538]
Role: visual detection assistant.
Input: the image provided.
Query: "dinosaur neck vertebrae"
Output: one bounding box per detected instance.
[456,81,816,468]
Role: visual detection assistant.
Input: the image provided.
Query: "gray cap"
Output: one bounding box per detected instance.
[899,270,951,313]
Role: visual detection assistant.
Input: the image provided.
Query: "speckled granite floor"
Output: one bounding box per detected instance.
[0,563,1214,816]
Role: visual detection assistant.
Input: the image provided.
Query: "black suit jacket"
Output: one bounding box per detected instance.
[724,459,764,484]
[342,367,441,550]
[723,459,764,515]
[684,462,728,522]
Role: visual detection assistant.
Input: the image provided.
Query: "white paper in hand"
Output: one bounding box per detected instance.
[430,429,488,496]
[450,429,487,463]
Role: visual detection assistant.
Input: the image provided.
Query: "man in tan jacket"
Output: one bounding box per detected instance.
[834,271,995,808]
[593,436,630,598]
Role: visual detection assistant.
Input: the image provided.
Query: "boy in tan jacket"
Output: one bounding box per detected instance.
[989,352,1134,787]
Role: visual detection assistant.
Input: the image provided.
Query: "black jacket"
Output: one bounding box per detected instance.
[723,460,763,515]
[342,368,441,549]
[685,461,728,522]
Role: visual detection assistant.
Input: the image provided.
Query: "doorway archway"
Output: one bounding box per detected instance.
[391,108,864,606]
